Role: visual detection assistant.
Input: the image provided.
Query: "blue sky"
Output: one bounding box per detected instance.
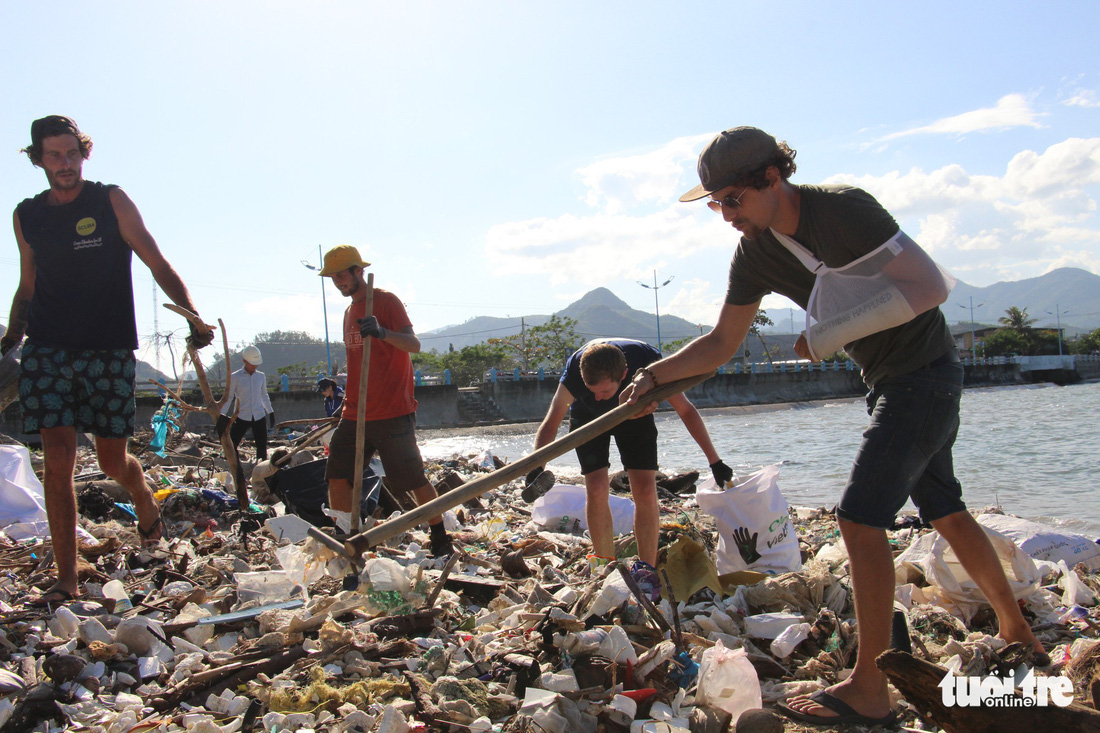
[2,1,1098,367]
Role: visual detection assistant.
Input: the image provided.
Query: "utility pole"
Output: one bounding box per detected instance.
[637,270,674,351]
[301,246,334,376]
[521,317,528,370]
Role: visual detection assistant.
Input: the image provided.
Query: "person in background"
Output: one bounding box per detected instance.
[217,344,274,461]
[2,115,213,607]
[317,376,344,417]
[528,338,732,584]
[318,244,453,556]
[622,126,1046,727]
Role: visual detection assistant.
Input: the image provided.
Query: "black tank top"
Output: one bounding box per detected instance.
[16,181,138,349]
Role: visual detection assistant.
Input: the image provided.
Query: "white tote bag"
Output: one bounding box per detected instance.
[696,465,802,575]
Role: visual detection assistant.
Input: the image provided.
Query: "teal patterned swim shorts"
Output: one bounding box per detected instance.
[19,339,136,438]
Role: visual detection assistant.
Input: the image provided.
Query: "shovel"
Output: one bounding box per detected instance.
[307,370,714,559]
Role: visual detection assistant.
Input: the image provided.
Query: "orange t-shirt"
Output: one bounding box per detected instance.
[341,289,418,421]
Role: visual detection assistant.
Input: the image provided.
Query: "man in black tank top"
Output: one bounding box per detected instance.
[1,116,214,608]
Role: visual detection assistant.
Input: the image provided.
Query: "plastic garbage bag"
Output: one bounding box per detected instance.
[0,445,48,529]
[532,483,635,535]
[895,523,1041,622]
[696,639,761,718]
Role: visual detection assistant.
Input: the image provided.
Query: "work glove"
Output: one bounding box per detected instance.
[268,412,276,430]
[0,335,19,357]
[186,320,215,349]
[525,467,544,487]
[710,460,734,487]
[357,316,387,340]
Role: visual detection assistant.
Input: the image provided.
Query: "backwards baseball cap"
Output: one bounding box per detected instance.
[318,244,370,276]
[679,126,779,202]
[30,115,82,146]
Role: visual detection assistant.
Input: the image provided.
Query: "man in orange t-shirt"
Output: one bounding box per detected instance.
[318,245,452,556]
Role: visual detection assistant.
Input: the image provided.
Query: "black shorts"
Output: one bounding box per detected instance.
[570,410,658,475]
[325,413,429,492]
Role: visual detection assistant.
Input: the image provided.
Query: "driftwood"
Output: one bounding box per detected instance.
[159,305,249,508]
[877,649,1100,732]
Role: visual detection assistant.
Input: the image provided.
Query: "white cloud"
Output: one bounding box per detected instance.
[575,133,713,214]
[1062,90,1100,108]
[879,94,1044,141]
[827,137,1100,284]
[485,133,1100,316]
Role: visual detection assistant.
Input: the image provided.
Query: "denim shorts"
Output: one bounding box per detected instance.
[836,352,967,529]
[18,339,136,438]
[570,410,658,475]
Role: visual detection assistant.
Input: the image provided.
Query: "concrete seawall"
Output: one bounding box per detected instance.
[6,358,1093,443]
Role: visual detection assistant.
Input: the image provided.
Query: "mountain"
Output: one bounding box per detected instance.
[420,287,707,352]
[948,267,1100,334]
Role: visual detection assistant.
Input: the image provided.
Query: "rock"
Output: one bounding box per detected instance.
[735,708,785,733]
[43,654,86,684]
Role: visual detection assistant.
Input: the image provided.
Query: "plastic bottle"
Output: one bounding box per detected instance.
[103,579,133,613]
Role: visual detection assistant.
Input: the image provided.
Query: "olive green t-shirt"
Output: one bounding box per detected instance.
[725,185,954,386]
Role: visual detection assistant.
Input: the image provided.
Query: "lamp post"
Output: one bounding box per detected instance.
[1046,303,1069,357]
[301,245,333,376]
[957,296,984,358]
[638,270,674,351]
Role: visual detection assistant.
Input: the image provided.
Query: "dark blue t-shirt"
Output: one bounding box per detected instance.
[561,338,661,418]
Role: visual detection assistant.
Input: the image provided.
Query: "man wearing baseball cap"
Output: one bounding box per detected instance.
[2,115,214,607]
[622,127,1046,726]
[318,245,452,556]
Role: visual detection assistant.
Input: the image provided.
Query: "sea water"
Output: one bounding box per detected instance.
[419,380,1100,537]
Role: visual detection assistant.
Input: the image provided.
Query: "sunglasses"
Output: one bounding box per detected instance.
[706,188,749,213]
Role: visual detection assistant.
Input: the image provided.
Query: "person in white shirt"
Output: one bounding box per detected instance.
[216,344,275,461]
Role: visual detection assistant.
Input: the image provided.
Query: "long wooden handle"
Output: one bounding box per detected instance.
[342,370,714,555]
[350,273,374,533]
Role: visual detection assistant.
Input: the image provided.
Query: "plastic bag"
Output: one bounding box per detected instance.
[531,484,635,536]
[0,445,49,529]
[696,640,761,718]
[695,466,801,575]
[976,514,1100,568]
[895,523,1041,622]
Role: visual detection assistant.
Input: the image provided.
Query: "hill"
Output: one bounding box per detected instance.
[421,287,706,352]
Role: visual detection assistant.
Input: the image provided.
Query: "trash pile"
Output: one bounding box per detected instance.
[2,426,1100,733]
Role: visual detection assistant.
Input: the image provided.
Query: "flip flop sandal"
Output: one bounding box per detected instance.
[27,588,78,608]
[777,690,898,727]
[138,514,165,545]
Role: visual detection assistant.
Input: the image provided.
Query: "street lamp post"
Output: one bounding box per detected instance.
[1046,303,1070,357]
[301,245,333,376]
[638,270,674,351]
[957,296,984,358]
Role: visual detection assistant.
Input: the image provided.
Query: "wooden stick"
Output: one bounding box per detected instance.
[341,371,713,556]
[350,273,374,534]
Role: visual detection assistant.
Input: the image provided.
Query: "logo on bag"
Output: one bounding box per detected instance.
[939,668,1072,708]
[732,526,762,565]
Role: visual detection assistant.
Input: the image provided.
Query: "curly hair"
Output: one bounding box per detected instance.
[21,116,93,167]
[735,141,797,190]
[579,342,627,384]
